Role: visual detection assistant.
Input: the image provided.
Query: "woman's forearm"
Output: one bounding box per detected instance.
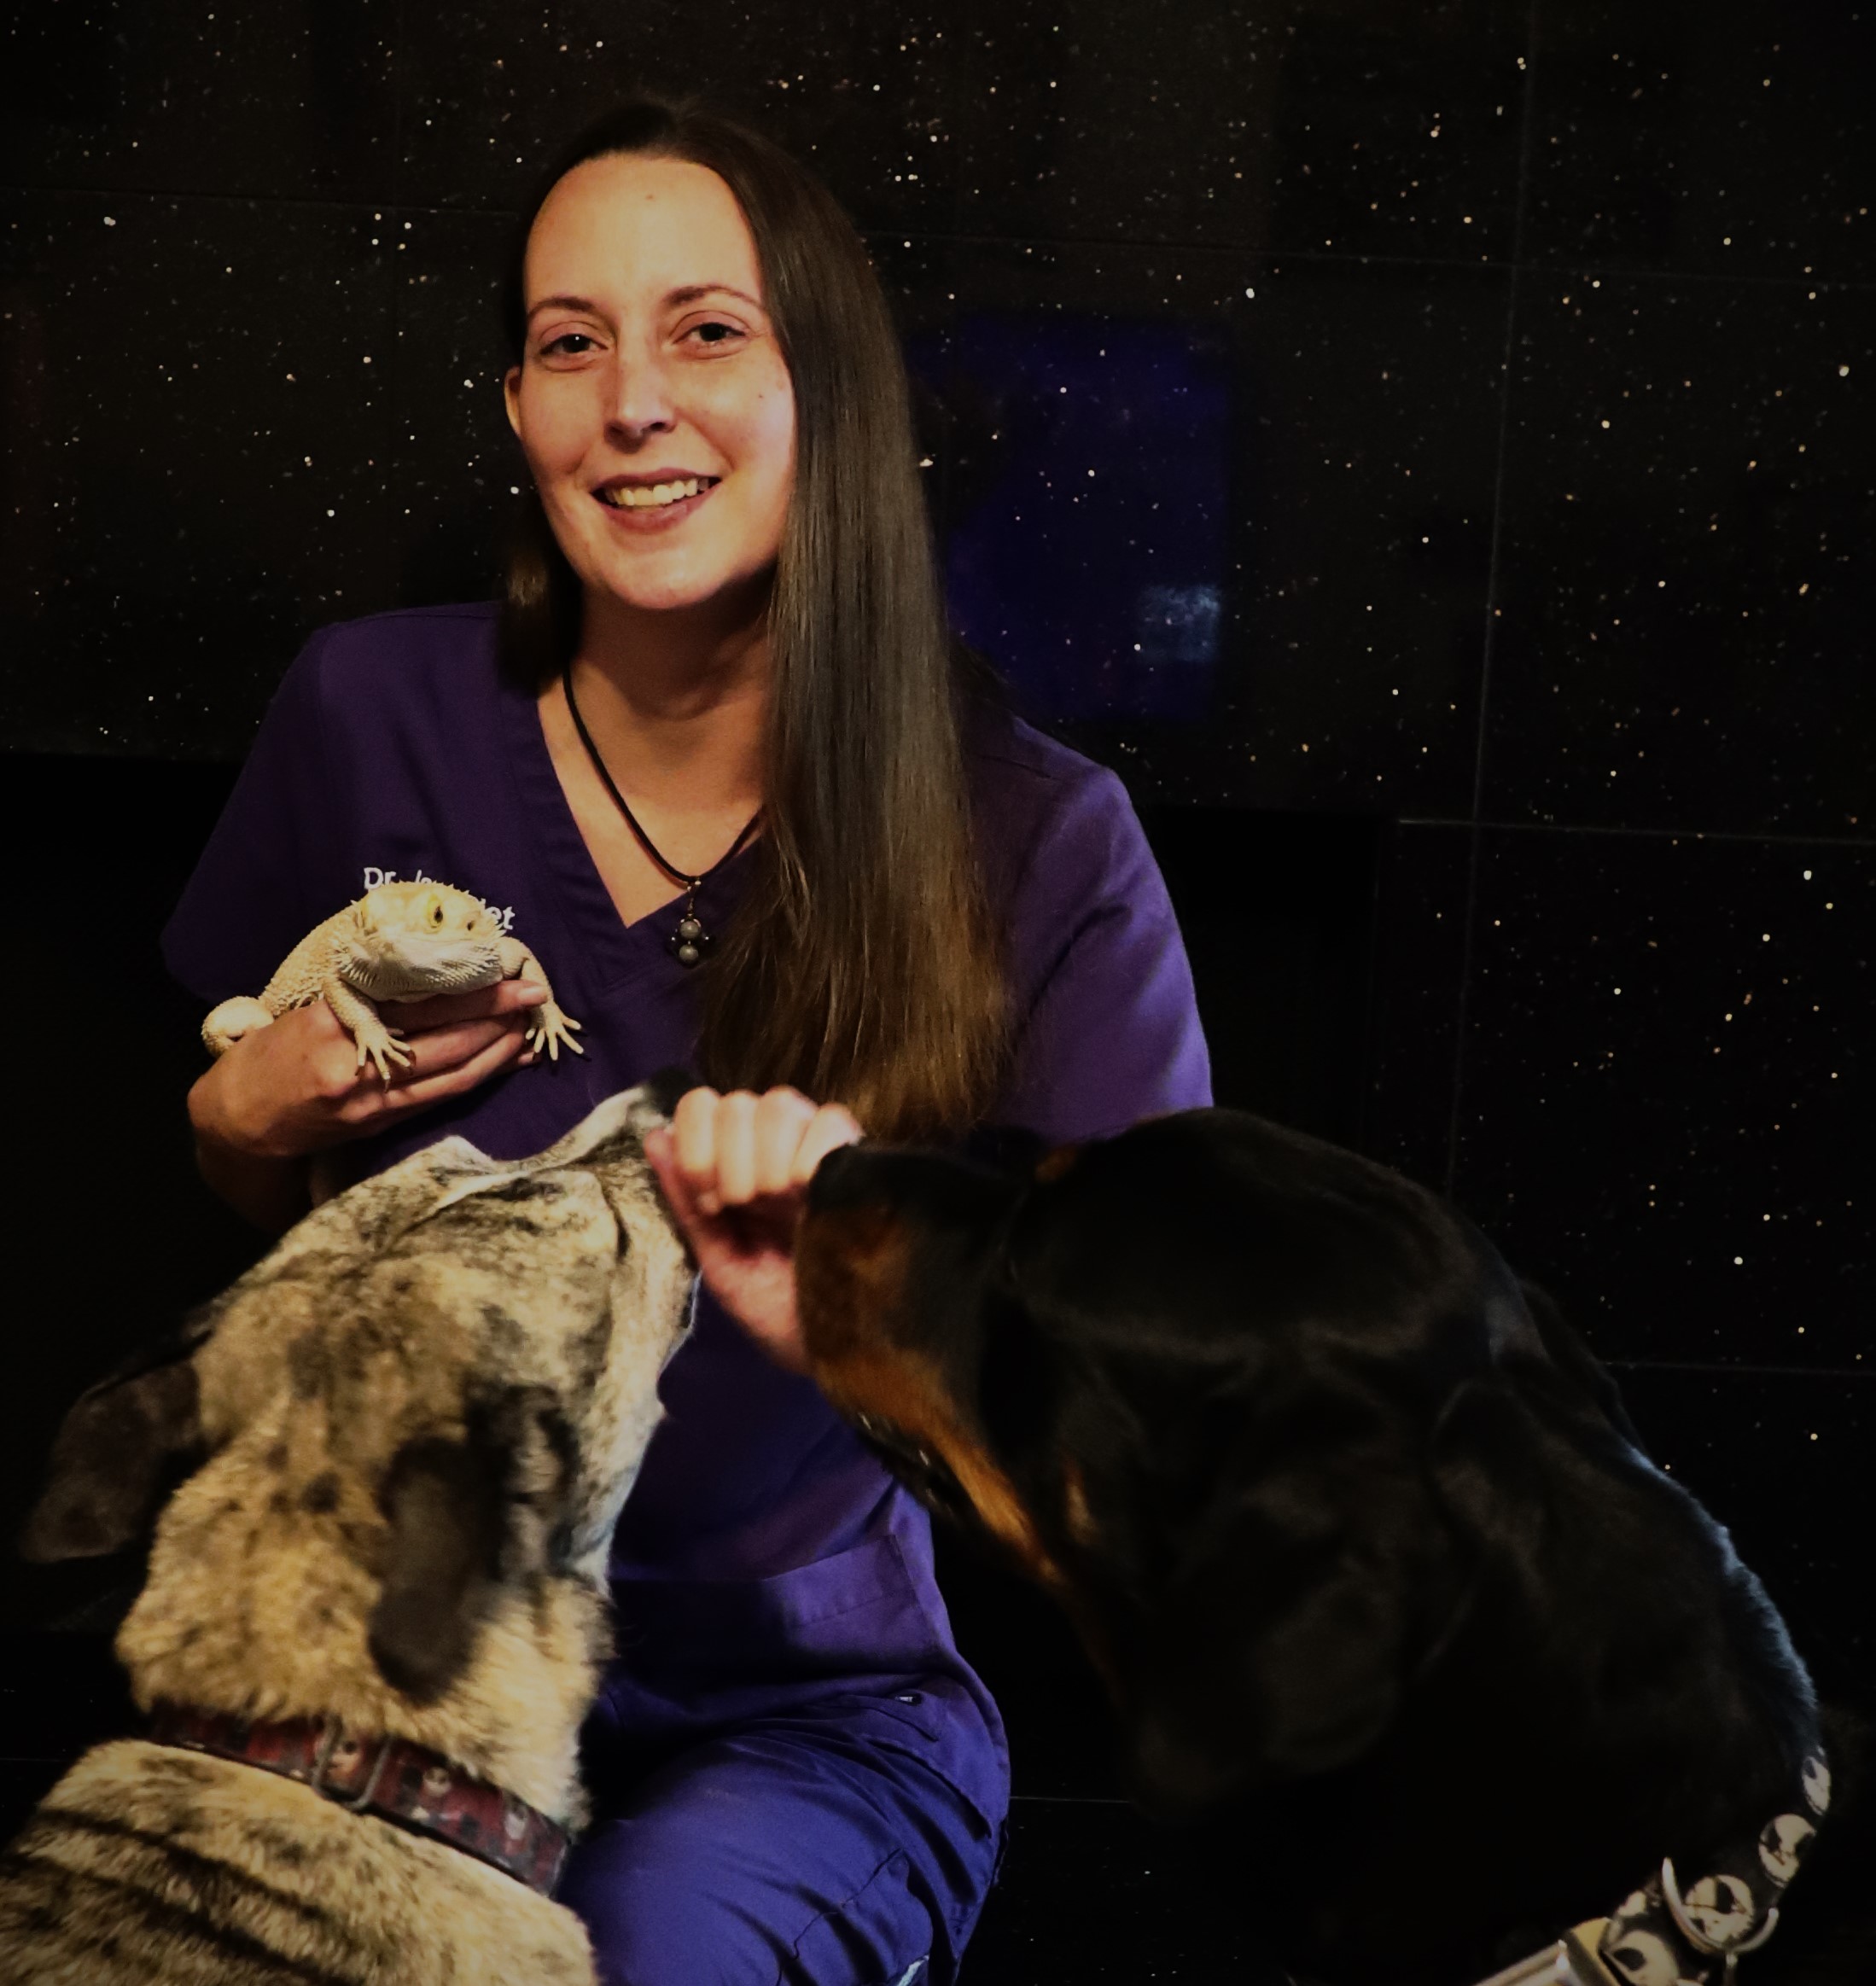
[187,1063,314,1233]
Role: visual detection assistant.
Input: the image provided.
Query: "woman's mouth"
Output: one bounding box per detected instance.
[593,475,720,527]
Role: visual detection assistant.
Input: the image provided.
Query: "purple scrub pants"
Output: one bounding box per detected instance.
[559,1692,1002,1985]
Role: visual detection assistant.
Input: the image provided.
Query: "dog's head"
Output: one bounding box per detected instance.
[795,1108,1533,1818]
[22,1085,693,1738]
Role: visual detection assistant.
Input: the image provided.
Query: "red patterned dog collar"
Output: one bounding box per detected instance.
[149,1703,570,1895]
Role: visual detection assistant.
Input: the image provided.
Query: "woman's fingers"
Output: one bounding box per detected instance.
[392,981,546,1032]
[345,1025,527,1124]
[753,1086,819,1196]
[670,1086,724,1214]
[662,1082,865,1226]
[713,1090,761,1208]
[671,1087,854,1211]
[789,1102,865,1188]
[392,1010,526,1080]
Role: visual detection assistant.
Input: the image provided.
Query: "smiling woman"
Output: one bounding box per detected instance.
[499,105,1006,1139]
[505,158,796,629]
[162,95,1212,1986]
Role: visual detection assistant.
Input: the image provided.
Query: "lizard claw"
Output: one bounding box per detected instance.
[526,1005,586,1063]
[353,1019,412,1085]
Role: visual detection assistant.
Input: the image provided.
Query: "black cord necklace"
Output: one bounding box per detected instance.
[561,662,761,969]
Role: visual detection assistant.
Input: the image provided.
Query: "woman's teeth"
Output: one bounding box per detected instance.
[600,479,709,509]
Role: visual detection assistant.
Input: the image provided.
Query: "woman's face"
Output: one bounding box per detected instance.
[504,154,796,622]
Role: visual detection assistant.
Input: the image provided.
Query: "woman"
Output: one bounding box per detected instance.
[167,99,1209,1985]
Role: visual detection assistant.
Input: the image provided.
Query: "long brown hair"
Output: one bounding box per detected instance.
[500,100,1005,1139]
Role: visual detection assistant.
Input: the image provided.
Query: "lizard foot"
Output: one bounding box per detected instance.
[526,1005,586,1062]
[352,1017,412,1085]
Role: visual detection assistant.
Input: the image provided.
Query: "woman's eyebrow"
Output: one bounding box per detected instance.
[667,283,764,311]
[527,294,601,321]
[525,284,765,321]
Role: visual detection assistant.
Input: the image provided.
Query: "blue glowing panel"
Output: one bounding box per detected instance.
[915,316,1231,724]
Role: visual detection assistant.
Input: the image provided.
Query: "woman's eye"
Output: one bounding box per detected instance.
[685,320,743,348]
[540,332,596,358]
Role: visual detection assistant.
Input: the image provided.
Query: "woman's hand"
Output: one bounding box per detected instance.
[645,1086,864,1373]
[187,982,546,1227]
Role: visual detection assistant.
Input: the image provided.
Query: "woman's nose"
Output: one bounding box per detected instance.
[605,350,676,441]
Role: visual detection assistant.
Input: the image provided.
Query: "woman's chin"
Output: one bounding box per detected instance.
[580,557,775,627]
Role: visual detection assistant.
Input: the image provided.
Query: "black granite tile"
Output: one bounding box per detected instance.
[0,757,264,1622]
[936,1532,1121,1802]
[393,0,962,235]
[0,0,399,203]
[0,1635,136,1764]
[1486,271,1876,836]
[1451,829,1871,1370]
[1364,820,1474,1191]
[964,1798,1287,1983]
[1145,807,1379,1144]
[386,207,524,610]
[0,190,401,758]
[0,1763,62,1845]
[1526,0,1876,282]
[1613,1366,1874,1697]
[955,0,1529,258]
[916,241,1506,813]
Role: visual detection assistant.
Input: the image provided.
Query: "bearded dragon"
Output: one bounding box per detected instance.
[202,882,584,1081]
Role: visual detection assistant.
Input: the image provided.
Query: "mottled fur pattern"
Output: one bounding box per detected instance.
[0,1084,694,1984]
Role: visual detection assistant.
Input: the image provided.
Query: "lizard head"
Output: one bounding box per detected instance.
[343,882,509,999]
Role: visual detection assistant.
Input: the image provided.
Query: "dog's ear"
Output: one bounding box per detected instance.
[18,1329,210,1563]
[1117,1459,1420,1818]
[368,1386,572,1704]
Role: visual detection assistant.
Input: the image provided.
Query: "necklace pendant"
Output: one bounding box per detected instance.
[671,910,707,970]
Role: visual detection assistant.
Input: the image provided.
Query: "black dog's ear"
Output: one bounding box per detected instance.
[367,1387,571,1704]
[1120,1475,1416,1818]
[1517,1281,1646,1452]
[18,1329,211,1563]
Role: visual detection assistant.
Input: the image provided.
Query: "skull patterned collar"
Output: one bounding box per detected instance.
[1467,1748,1831,1986]
[1594,1748,1831,1986]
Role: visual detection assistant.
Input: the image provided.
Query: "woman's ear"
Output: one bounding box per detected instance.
[18,1338,208,1563]
[503,364,524,439]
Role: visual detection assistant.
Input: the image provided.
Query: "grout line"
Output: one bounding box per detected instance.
[1442,0,1545,1197]
[1608,1360,1873,1381]
[1400,816,1874,851]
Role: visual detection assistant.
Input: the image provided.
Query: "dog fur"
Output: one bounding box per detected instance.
[0,1083,694,1985]
[793,1108,1871,1986]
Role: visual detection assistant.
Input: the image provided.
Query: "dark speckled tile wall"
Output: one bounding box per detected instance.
[0,189,399,756]
[954,0,1529,258]
[1525,0,1876,282]
[0,3,401,202]
[1453,830,1870,1368]
[920,240,1507,809]
[1486,272,1875,836]
[393,1,962,235]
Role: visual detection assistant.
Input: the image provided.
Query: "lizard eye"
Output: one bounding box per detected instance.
[428,900,444,928]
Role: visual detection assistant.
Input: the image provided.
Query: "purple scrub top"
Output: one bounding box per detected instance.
[162,601,1211,1832]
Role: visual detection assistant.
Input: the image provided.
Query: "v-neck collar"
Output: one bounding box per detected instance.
[499,666,758,999]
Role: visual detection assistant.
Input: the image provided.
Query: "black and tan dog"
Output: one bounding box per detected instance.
[794,1109,1870,1986]
[0,1083,693,1985]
